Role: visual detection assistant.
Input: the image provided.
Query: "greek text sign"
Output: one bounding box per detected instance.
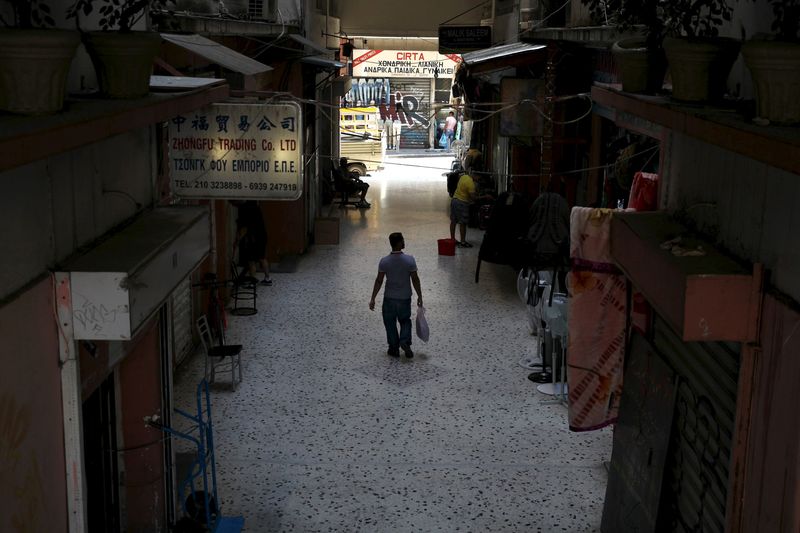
[352,50,461,78]
[169,102,303,200]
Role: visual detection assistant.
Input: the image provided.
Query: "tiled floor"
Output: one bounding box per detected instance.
[174,154,612,532]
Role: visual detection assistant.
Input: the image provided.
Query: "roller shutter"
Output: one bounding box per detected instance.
[394,78,432,150]
[653,316,740,533]
[170,278,193,367]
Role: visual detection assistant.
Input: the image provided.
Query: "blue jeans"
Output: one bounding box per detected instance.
[382,298,412,349]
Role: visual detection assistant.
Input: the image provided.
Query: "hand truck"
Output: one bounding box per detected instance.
[147,379,244,532]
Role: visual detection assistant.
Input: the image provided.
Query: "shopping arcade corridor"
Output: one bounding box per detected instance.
[174,153,612,532]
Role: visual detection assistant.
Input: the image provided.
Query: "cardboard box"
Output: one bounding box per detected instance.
[314,217,340,245]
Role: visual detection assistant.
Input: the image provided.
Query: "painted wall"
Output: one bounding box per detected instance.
[662,132,800,303]
[118,320,166,532]
[741,293,800,532]
[0,277,67,532]
[0,125,158,528]
[0,129,154,303]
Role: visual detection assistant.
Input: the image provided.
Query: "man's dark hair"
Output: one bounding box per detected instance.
[389,232,404,249]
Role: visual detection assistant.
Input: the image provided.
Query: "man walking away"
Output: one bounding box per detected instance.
[369,233,423,358]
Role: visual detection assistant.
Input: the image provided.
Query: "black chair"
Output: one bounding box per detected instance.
[197,315,243,390]
[230,261,257,316]
[332,169,363,208]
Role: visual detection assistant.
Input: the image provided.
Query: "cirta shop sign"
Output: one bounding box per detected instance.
[169,102,303,200]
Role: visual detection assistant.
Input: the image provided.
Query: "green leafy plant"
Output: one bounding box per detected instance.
[66,0,173,32]
[580,0,665,49]
[0,0,56,28]
[766,0,800,41]
[660,0,734,38]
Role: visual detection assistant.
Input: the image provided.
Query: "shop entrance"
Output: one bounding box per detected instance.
[83,374,121,533]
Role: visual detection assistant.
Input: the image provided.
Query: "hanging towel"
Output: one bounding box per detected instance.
[628,171,659,212]
[566,207,626,432]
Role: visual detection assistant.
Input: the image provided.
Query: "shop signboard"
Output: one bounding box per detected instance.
[169,101,303,200]
[438,26,491,53]
[352,50,462,79]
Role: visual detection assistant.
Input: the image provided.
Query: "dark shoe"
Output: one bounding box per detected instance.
[260,278,273,286]
[400,343,414,358]
[387,348,400,357]
[460,241,473,248]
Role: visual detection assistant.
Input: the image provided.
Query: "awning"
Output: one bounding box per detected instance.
[300,55,346,70]
[289,33,330,55]
[461,42,547,73]
[161,33,272,76]
[149,75,225,91]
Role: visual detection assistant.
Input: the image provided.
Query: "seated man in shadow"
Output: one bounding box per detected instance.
[334,157,371,208]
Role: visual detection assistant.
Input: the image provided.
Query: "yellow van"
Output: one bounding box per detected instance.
[339,107,385,176]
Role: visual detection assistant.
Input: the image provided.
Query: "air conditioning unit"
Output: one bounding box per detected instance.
[61,207,211,341]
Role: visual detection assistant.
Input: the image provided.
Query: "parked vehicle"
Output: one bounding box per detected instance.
[339,106,385,175]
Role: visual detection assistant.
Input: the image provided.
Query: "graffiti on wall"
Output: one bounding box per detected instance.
[378,93,430,128]
[0,394,44,532]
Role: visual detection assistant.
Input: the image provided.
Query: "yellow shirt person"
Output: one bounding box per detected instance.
[453,174,476,203]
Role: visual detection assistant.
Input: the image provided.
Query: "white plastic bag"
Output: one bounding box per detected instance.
[415,306,430,342]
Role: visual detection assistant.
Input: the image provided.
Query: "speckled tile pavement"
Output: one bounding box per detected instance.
[174,155,612,532]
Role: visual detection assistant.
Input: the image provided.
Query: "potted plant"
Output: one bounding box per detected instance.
[660,0,741,102]
[741,0,800,124]
[0,0,81,114]
[580,0,668,93]
[67,0,172,98]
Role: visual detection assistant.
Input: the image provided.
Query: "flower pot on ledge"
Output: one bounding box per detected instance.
[742,40,800,125]
[84,31,161,99]
[612,38,667,94]
[0,29,81,115]
[663,36,741,102]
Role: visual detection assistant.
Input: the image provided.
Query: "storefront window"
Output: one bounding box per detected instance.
[435,78,451,104]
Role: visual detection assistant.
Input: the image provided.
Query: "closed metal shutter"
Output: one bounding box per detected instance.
[653,316,740,533]
[170,278,193,367]
[393,78,432,149]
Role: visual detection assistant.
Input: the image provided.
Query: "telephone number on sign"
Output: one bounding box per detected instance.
[190,180,243,190]
[248,183,298,191]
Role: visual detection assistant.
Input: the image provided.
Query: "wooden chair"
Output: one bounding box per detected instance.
[197,315,242,390]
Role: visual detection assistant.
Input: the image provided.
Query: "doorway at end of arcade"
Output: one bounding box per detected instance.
[434,106,464,153]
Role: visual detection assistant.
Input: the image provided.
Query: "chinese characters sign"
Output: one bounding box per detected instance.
[169,102,303,200]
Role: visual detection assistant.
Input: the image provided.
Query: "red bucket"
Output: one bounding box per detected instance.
[437,238,456,256]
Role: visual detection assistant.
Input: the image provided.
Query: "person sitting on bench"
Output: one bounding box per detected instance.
[334,157,371,208]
